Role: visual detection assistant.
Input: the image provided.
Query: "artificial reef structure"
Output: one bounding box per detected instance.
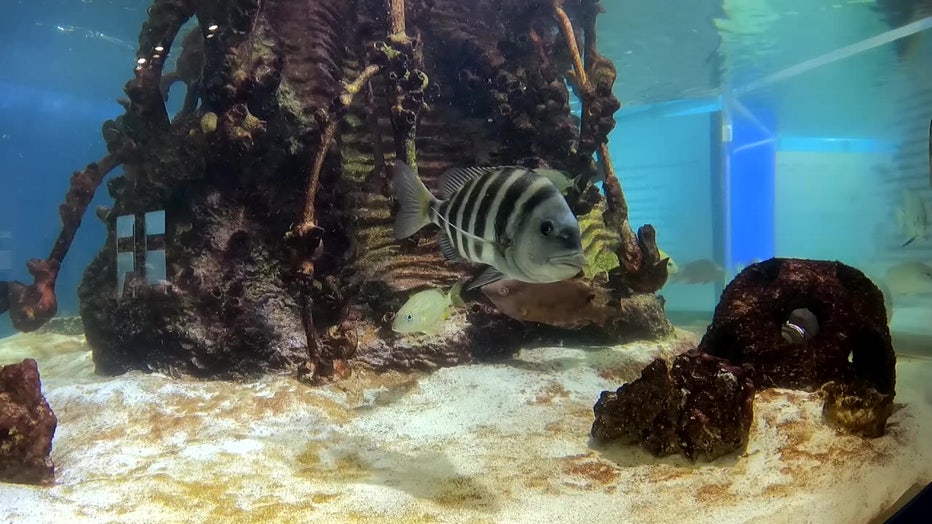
[0,0,673,382]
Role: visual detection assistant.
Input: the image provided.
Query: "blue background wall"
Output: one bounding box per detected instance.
[611,105,719,314]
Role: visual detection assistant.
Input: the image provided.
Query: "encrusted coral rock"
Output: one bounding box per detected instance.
[0,358,57,485]
[591,359,680,456]
[696,258,897,437]
[698,258,896,396]
[673,350,756,460]
[821,381,894,438]
[592,350,755,461]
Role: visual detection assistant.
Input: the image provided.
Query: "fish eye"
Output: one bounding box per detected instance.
[406,313,414,321]
[540,220,554,236]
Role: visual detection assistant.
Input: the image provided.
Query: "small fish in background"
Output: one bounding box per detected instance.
[781,308,819,344]
[481,278,611,329]
[895,189,928,247]
[885,260,932,297]
[393,161,586,290]
[392,281,466,335]
[669,258,725,285]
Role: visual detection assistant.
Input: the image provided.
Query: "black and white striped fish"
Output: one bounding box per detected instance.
[392,161,586,290]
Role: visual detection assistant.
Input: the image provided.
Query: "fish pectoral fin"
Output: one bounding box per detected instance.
[466,266,506,291]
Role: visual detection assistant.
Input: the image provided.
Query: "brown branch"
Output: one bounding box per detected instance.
[389,0,406,38]
[295,64,382,238]
[296,120,338,238]
[552,1,663,291]
[552,1,626,223]
[2,150,127,332]
[552,1,589,91]
[340,64,382,107]
[51,153,126,263]
[597,143,626,223]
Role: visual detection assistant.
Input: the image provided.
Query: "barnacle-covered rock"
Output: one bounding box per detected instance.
[821,381,894,438]
[0,358,57,486]
[698,258,896,395]
[592,350,755,461]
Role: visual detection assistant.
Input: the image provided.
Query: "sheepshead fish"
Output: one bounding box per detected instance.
[392,161,586,290]
[481,278,612,329]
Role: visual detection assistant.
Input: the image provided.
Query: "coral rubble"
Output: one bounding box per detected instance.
[593,258,898,460]
[0,359,57,486]
[591,350,755,461]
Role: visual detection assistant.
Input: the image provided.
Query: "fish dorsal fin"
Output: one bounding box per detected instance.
[533,168,574,192]
[438,166,503,199]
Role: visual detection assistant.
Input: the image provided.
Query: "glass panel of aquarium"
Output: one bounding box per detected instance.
[1,1,931,522]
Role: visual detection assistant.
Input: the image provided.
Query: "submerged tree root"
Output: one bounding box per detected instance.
[3,151,127,332]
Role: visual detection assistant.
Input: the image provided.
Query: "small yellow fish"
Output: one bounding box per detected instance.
[658,249,678,274]
[392,281,465,335]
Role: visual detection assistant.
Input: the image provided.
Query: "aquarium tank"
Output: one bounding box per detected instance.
[1,0,931,522]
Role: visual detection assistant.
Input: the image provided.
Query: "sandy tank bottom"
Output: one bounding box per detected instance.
[0,329,930,524]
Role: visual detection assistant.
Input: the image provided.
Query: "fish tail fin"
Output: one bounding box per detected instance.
[393,161,437,240]
[448,280,466,308]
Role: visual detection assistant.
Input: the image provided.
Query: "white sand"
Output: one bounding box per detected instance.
[0,329,930,524]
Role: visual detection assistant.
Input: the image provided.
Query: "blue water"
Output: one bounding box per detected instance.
[0,1,146,335]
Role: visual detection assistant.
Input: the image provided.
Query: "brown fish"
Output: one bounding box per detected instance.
[481,278,613,329]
